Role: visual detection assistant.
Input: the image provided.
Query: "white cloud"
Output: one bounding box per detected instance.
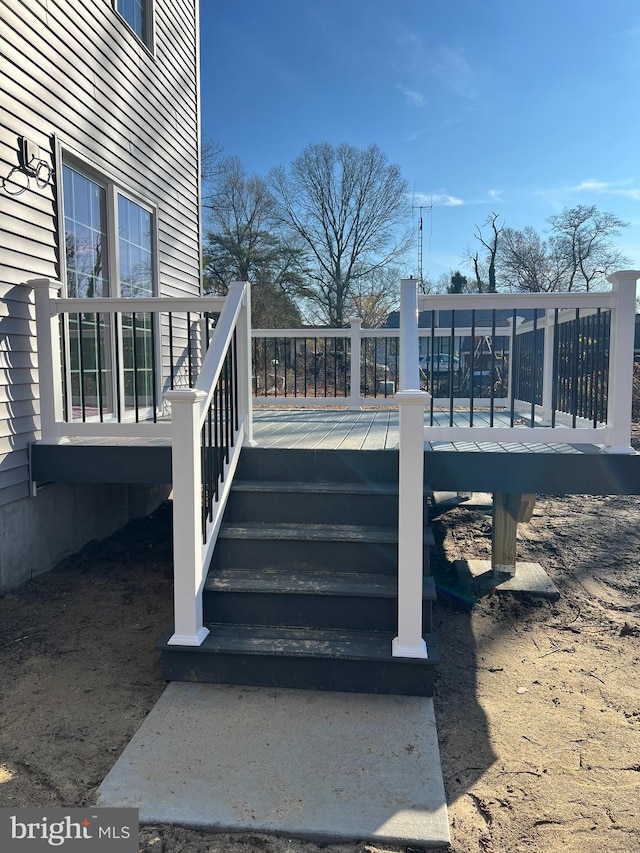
[396,85,428,108]
[432,46,477,102]
[536,178,640,203]
[413,191,465,207]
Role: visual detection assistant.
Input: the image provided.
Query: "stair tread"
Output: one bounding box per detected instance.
[219,521,436,545]
[163,623,438,663]
[205,568,437,599]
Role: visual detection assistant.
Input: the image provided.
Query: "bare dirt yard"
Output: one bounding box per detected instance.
[1,433,639,852]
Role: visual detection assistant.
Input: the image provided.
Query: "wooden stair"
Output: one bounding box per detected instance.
[159,448,439,696]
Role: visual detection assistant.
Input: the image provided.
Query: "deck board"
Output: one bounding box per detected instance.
[252,407,605,455]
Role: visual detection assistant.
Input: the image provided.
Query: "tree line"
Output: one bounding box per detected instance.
[201,139,630,327]
[437,206,629,296]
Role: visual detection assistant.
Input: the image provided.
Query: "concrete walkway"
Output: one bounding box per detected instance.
[97,683,450,847]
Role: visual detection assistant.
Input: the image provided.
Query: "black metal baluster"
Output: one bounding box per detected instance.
[449,310,455,427]
[429,311,435,425]
[510,309,516,427]
[60,313,69,421]
[224,350,231,465]
[551,309,559,428]
[531,311,539,427]
[593,309,601,426]
[132,312,139,423]
[213,383,220,501]
[469,309,476,427]
[187,312,193,386]
[233,330,238,432]
[571,308,580,427]
[168,312,174,390]
[95,312,104,422]
[151,312,158,422]
[201,424,208,544]
[78,313,87,421]
[490,310,496,427]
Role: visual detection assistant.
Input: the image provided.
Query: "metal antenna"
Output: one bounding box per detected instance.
[412,199,433,291]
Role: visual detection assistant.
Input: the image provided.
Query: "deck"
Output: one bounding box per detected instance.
[31,406,640,496]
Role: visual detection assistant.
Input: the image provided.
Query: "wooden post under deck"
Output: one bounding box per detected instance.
[492,493,537,575]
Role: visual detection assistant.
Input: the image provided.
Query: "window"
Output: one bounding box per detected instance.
[115,0,153,49]
[61,161,157,420]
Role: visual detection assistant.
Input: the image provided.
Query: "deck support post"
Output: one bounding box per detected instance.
[606,270,640,453]
[492,493,536,576]
[165,387,209,646]
[30,278,64,443]
[348,317,363,410]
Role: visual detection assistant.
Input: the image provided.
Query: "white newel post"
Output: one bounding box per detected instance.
[165,387,209,646]
[541,309,556,424]
[231,281,255,446]
[606,270,640,453]
[393,279,430,659]
[29,278,64,443]
[348,317,362,410]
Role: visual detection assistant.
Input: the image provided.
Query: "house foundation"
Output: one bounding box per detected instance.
[0,482,170,591]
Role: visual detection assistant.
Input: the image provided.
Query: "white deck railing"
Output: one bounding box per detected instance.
[393,271,639,660]
[30,278,226,441]
[166,281,253,645]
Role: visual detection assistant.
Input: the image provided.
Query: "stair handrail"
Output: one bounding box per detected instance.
[165,281,253,646]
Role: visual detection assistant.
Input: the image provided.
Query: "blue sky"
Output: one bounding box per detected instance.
[199,0,640,281]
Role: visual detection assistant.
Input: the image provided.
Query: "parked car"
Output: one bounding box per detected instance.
[419,353,460,373]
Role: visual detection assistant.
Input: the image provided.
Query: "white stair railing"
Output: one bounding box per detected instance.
[166,281,253,646]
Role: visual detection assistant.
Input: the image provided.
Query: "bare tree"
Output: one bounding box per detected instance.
[201,138,223,188]
[548,205,629,291]
[498,226,566,292]
[202,156,307,325]
[269,143,411,326]
[473,212,502,292]
[351,266,402,328]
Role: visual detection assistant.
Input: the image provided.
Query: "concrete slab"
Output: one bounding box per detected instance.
[97,683,450,847]
[456,558,560,601]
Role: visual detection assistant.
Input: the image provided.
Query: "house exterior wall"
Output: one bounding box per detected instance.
[0,0,201,586]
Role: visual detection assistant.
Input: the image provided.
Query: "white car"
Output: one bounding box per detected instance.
[419,353,459,373]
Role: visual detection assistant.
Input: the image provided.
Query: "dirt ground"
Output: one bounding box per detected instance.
[1,434,639,852]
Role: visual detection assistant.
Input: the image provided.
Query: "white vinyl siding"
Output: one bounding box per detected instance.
[0,0,200,506]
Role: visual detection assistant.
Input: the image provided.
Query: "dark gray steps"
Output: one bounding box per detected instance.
[203,568,436,632]
[212,522,435,575]
[159,624,439,696]
[224,480,432,527]
[161,446,439,697]
[235,447,401,485]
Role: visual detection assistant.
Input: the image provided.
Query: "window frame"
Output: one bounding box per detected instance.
[56,145,161,423]
[57,148,159,300]
[113,0,155,54]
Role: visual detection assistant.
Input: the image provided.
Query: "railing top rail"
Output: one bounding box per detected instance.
[251,327,399,338]
[51,296,226,314]
[417,291,614,311]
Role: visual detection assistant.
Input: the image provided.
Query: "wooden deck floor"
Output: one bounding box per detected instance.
[252,407,606,454]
